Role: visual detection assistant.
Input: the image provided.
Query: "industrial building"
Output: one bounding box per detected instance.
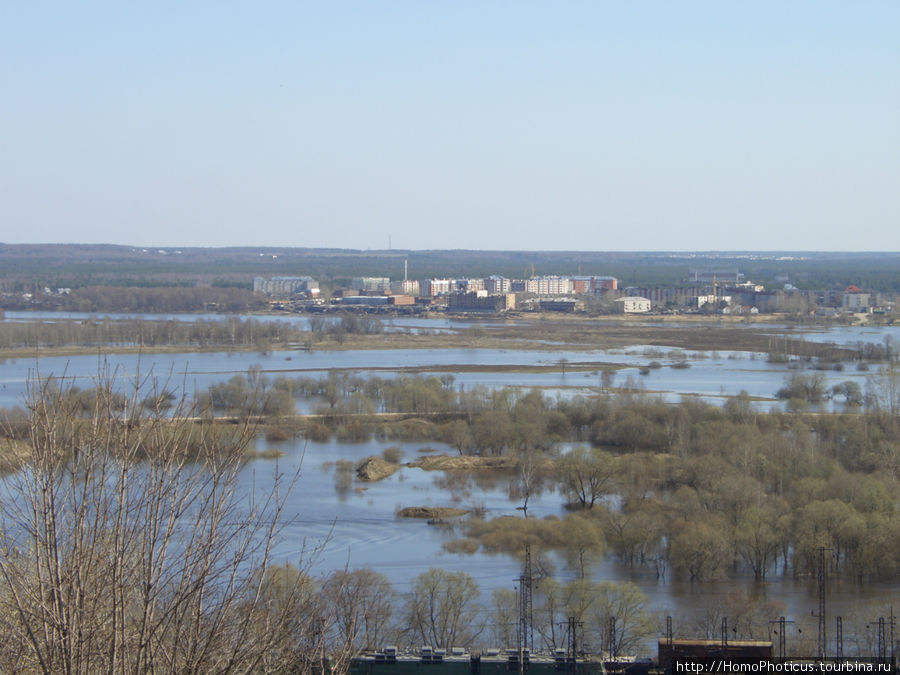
[657,639,772,672]
[350,647,603,674]
[341,295,389,307]
[538,298,584,312]
[614,297,651,314]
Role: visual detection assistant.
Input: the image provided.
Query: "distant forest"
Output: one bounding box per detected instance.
[1,244,899,306]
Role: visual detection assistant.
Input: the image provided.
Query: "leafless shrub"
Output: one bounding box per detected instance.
[0,369,341,674]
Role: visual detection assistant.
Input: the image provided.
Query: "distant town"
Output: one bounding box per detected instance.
[252,267,891,317]
[0,245,896,318]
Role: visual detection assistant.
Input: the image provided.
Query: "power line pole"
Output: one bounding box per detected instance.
[569,616,583,674]
[558,616,583,674]
[518,545,534,653]
[517,545,535,671]
[891,607,896,663]
[769,617,794,659]
[608,616,617,660]
[817,547,830,659]
[836,616,843,659]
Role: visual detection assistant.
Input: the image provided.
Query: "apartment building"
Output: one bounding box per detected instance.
[351,277,391,294]
[252,276,319,298]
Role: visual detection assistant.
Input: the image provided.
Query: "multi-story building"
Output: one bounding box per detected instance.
[569,276,618,293]
[519,276,573,295]
[842,285,871,311]
[390,279,420,296]
[484,275,511,294]
[455,278,485,293]
[252,276,319,298]
[694,294,732,309]
[351,277,391,294]
[422,279,454,297]
[448,292,515,312]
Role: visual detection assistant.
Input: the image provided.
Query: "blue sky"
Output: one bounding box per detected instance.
[2,1,898,251]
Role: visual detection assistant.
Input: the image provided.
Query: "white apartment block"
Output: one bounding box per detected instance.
[423,279,454,296]
[390,279,420,296]
[456,278,485,293]
[485,275,511,294]
[523,276,573,295]
[253,276,319,297]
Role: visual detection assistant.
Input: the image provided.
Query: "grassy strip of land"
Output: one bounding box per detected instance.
[0,315,871,362]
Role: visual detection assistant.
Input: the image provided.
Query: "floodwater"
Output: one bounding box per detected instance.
[0,341,891,412]
[248,433,899,647]
[1,315,898,647]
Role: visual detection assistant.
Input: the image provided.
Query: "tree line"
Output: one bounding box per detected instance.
[0,314,392,351]
[0,316,295,350]
[199,369,900,584]
[0,285,263,313]
[5,368,898,586]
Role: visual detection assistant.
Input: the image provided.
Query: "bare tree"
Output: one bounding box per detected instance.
[489,588,519,648]
[557,447,619,509]
[322,568,397,652]
[0,370,330,674]
[403,568,483,648]
[508,449,545,517]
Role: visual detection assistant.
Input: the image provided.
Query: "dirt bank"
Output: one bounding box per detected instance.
[355,456,399,481]
[396,506,469,519]
[408,454,515,471]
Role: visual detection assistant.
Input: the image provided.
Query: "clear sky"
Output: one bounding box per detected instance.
[2,1,898,251]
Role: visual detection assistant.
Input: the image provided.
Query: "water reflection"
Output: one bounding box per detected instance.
[245,433,899,631]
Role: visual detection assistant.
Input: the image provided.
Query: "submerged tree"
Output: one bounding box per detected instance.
[557,447,618,509]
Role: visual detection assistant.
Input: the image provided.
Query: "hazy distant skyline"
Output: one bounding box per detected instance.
[2,2,898,252]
